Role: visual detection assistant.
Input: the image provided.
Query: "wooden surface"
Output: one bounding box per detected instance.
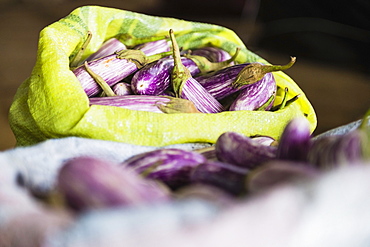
[1,1,369,151]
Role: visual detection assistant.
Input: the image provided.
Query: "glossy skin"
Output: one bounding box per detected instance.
[195,64,248,100]
[229,72,276,111]
[131,57,200,95]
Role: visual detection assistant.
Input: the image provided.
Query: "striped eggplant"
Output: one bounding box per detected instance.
[195,58,294,101]
[130,47,239,96]
[308,109,369,169]
[121,148,207,189]
[228,72,277,111]
[189,46,233,63]
[246,160,319,193]
[130,56,201,95]
[134,38,171,56]
[169,29,224,113]
[112,82,133,96]
[190,160,249,196]
[196,64,249,100]
[89,95,200,113]
[73,49,172,97]
[56,156,169,212]
[276,117,312,161]
[85,38,127,62]
[215,131,277,169]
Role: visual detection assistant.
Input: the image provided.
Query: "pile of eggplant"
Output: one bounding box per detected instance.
[72,29,297,113]
[53,109,369,213]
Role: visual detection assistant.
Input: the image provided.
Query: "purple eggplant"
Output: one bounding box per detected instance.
[130,47,239,96]
[251,135,277,146]
[276,117,312,161]
[73,49,172,97]
[308,109,369,169]
[130,56,201,95]
[89,95,200,113]
[190,160,249,196]
[228,72,277,111]
[56,156,169,212]
[85,38,127,62]
[134,39,171,56]
[195,58,294,101]
[121,148,207,189]
[190,46,233,63]
[169,29,224,113]
[195,64,249,100]
[215,131,277,169]
[246,160,319,193]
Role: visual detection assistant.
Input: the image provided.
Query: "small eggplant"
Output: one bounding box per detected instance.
[56,156,169,212]
[308,110,370,169]
[85,38,127,62]
[276,117,312,161]
[130,56,201,95]
[89,95,200,113]
[215,131,277,169]
[121,148,207,190]
[134,38,171,56]
[190,160,249,196]
[169,29,224,113]
[130,47,239,96]
[246,160,319,193]
[190,46,233,63]
[228,72,277,111]
[112,82,133,96]
[73,49,171,97]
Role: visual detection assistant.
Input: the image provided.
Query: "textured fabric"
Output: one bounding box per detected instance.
[8,5,316,147]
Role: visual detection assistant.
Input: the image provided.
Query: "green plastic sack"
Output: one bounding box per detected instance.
[9,5,317,147]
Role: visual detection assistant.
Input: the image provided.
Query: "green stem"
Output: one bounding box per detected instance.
[169,29,192,97]
[186,47,241,74]
[256,94,275,111]
[115,49,172,69]
[84,62,116,97]
[70,31,92,68]
[233,57,296,88]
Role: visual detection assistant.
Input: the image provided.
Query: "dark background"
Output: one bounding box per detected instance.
[1,0,369,150]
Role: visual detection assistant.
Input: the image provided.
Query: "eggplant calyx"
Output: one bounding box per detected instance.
[232,57,296,88]
[186,47,241,74]
[169,29,192,98]
[157,96,201,114]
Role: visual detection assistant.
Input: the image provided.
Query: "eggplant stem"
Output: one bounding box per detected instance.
[169,29,192,97]
[70,31,92,68]
[256,94,275,111]
[83,61,116,97]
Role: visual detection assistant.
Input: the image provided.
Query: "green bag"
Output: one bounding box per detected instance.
[9,5,317,147]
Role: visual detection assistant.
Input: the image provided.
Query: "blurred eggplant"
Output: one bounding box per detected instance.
[169,29,224,113]
[246,160,319,193]
[215,131,277,169]
[89,95,200,113]
[73,49,171,97]
[308,109,370,169]
[190,160,249,196]
[56,156,169,212]
[276,117,312,161]
[121,148,207,190]
[228,72,277,111]
[112,82,133,96]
